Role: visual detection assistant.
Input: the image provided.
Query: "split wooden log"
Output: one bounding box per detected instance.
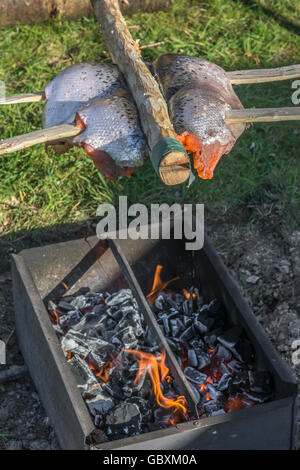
[91,0,191,186]
[0,124,81,155]
[0,0,173,28]
[228,64,300,84]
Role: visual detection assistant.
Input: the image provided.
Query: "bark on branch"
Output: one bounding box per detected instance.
[92,0,190,185]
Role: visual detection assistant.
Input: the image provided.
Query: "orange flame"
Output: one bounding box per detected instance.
[124,349,187,415]
[87,358,113,383]
[146,265,180,304]
[182,288,196,300]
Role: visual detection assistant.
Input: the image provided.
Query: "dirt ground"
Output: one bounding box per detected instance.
[0,212,299,450]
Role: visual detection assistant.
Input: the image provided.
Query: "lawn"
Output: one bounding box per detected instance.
[0,0,299,243]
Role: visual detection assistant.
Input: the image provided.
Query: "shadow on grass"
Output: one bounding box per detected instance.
[240,0,300,36]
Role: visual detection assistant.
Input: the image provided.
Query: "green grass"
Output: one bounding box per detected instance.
[0,0,299,240]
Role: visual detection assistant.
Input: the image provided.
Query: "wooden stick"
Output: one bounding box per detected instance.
[92,0,191,186]
[0,92,45,105]
[226,107,300,124]
[0,124,81,155]
[228,64,300,85]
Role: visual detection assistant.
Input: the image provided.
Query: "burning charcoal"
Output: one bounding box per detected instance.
[183,299,192,315]
[189,338,205,350]
[59,310,83,330]
[106,318,117,329]
[154,293,165,311]
[179,326,196,343]
[70,295,90,311]
[220,362,230,375]
[206,383,224,402]
[106,289,135,308]
[217,326,243,350]
[102,382,117,398]
[93,303,106,315]
[153,407,174,428]
[203,400,223,416]
[132,368,148,393]
[105,402,142,439]
[183,315,193,327]
[62,330,112,370]
[217,372,232,392]
[119,326,139,349]
[170,318,181,337]
[166,338,177,351]
[195,350,211,370]
[58,300,75,311]
[211,409,226,416]
[194,319,208,336]
[67,354,99,388]
[188,349,198,368]
[204,328,223,347]
[166,296,178,309]
[227,359,243,373]
[72,311,104,334]
[122,385,132,398]
[215,344,232,362]
[174,293,185,305]
[161,315,170,336]
[126,397,152,423]
[184,366,207,384]
[116,308,144,338]
[243,390,272,403]
[86,390,115,417]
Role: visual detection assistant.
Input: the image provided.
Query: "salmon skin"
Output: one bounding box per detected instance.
[153,54,246,179]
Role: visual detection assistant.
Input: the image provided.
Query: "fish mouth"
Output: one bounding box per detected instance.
[176,131,234,179]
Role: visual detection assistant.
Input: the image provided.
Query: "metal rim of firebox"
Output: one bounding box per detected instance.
[11,229,298,450]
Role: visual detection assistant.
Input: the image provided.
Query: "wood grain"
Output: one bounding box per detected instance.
[228,64,300,84]
[0,124,81,155]
[92,0,190,186]
[0,92,45,105]
[226,107,300,123]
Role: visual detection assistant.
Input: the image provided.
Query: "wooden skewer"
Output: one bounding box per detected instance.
[0,92,45,105]
[0,124,81,155]
[92,0,191,186]
[228,64,300,85]
[1,106,298,156]
[226,107,300,124]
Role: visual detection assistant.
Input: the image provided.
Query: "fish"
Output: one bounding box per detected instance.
[42,62,148,179]
[153,54,246,179]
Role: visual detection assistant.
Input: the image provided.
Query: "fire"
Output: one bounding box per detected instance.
[146,265,180,304]
[182,288,196,300]
[124,348,187,415]
[87,358,113,384]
